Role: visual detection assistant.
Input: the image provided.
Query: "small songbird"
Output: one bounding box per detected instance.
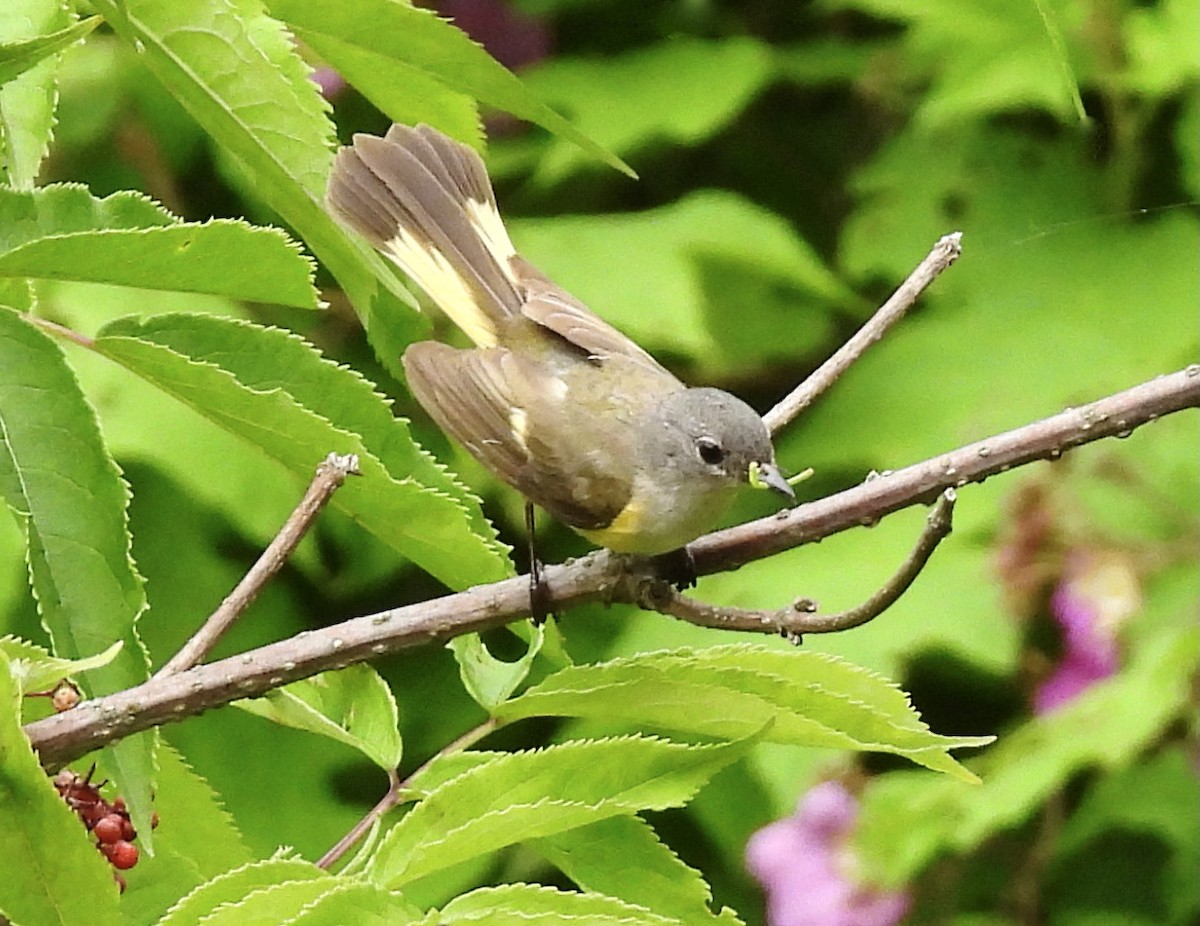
[327,124,794,557]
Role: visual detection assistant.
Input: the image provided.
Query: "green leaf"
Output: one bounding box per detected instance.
[520,36,773,180]
[449,623,544,713]
[92,313,511,589]
[857,623,1199,885]
[0,15,99,86]
[534,816,742,926]
[826,0,1085,125]
[278,879,421,925]
[154,854,332,926]
[0,636,122,697]
[0,185,318,307]
[118,742,253,926]
[88,0,426,356]
[0,0,67,188]
[368,733,758,887]
[0,650,123,926]
[279,29,481,147]
[953,623,1198,846]
[0,276,32,311]
[1126,0,1200,98]
[1055,746,1200,862]
[264,0,633,177]
[235,664,403,770]
[0,308,156,846]
[1052,746,1200,925]
[510,190,854,371]
[421,883,687,925]
[497,645,992,781]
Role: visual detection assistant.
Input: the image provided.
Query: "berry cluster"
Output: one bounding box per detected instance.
[53,767,156,890]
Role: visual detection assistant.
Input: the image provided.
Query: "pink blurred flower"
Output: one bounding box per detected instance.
[1034,550,1138,714]
[438,0,550,71]
[746,781,910,926]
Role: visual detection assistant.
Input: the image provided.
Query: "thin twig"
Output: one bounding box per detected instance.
[316,718,498,871]
[637,490,956,639]
[24,366,1200,768]
[315,766,402,871]
[154,453,360,678]
[763,232,963,434]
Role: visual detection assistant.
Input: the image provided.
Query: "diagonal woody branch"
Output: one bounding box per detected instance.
[25,364,1200,768]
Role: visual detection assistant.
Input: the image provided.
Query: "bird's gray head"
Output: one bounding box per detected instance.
[644,387,793,499]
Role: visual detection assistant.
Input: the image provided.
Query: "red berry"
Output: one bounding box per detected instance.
[103,840,139,870]
[120,817,137,841]
[93,815,124,845]
[80,802,108,827]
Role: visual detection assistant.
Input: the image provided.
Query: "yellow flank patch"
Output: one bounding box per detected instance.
[384,230,497,348]
[578,498,648,552]
[467,198,516,279]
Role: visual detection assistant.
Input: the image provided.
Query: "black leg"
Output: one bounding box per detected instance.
[525,501,554,624]
[651,546,697,590]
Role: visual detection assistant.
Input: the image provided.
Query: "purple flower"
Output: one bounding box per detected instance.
[1034,550,1138,714]
[746,781,910,926]
[309,67,346,101]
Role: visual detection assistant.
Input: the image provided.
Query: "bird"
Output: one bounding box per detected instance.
[326,123,794,563]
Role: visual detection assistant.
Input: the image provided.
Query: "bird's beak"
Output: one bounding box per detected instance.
[756,462,796,504]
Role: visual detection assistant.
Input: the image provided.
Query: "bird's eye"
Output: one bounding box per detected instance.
[695,437,726,465]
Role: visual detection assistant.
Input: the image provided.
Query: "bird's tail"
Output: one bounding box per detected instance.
[327,124,520,348]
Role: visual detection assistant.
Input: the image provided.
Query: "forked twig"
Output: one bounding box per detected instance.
[635,490,957,640]
[763,232,963,433]
[154,453,360,678]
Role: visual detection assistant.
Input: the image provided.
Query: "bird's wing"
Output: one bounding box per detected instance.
[511,256,675,379]
[402,341,632,530]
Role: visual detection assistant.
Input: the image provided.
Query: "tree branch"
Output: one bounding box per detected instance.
[25,365,1198,768]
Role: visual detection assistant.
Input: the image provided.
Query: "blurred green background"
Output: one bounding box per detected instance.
[3,1,1196,923]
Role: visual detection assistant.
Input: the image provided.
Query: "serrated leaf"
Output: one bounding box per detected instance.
[155,854,331,926]
[235,664,402,770]
[91,313,511,588]
[0,0,67,188]
[449,623,544,713]
[0,15,99,86]
[285,28,482,147]
[422,883,685,925]
[0,308,156,845]
[535,816,742,926]
[497,645,993,781]
[87,0,426,355]
[118,742,252,926]
[0,636,122,697]
[0,650,123,926]
[114,747,246,918]
[369,733,759,887]
[280,879,421,925]
[0,185,318,307]
[264,0,632,176]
